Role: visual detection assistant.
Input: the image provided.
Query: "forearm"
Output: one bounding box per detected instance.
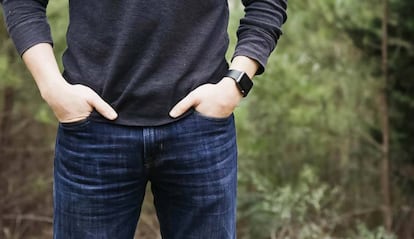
[22,43,117,122]
[22,43,67,99]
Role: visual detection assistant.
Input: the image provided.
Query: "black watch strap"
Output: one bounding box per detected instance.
[225,69,253,97]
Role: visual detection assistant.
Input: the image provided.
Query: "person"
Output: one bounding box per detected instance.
[1,0,287,238]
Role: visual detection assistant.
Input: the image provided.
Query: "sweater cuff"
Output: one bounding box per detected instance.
[9,20,53,56]
[232,28,277,75]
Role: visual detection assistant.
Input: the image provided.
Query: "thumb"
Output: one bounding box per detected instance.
[169,92,197,118]
[87,91,118,120]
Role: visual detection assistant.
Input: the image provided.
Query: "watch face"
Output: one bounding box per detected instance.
[238,72,253,97]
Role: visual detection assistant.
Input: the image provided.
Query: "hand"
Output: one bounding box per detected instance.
[169,77,243,118]
[41,80,118,123]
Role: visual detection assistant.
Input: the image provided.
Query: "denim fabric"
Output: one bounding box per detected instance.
[53,111,237,239]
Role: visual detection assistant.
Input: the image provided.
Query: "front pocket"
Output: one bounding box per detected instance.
[59,118,90,130]
[193,110,232,122]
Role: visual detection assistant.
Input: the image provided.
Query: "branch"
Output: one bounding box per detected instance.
[2,214,53,224]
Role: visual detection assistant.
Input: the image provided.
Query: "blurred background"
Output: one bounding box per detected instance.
[1,0,413,238]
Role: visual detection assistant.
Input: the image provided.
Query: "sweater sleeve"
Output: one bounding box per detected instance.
[233,0,287,75]
[1,0,53,56]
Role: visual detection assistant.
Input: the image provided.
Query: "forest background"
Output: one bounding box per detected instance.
[1,0,413,238]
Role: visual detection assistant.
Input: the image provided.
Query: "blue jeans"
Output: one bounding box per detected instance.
[53,111,237,239]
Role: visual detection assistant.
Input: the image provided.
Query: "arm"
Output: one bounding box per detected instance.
[1,0,52,55]
[1,1,117,122]
[169,55,257,118]
[23,43,117,123]
[169,0,287,118]
[234,0,288,75]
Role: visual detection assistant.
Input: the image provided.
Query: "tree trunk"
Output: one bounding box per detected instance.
[0,86,15,157]
[380,0,392,232]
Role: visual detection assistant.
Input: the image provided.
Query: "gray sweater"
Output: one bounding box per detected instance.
[1,0,287,126]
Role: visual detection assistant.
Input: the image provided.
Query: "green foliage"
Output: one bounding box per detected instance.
[353,224,396,239]
[238,165,341,238]
[342,0,414,232]
[236,0,379,186]
[232,0,402,238]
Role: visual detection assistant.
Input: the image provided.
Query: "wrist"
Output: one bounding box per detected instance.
[230,56,259,79]
[224,69,253,97]
[38,76,69,101]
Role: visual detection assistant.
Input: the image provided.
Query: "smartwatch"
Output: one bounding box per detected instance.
[224,69,253,97]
